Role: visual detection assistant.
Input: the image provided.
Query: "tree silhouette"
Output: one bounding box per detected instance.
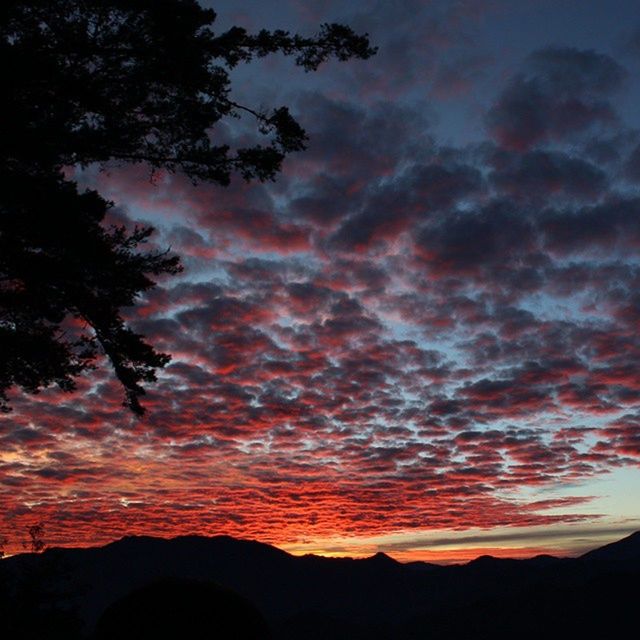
[1,0,376,415]
[25,522,46,554]
[0,523,84,640]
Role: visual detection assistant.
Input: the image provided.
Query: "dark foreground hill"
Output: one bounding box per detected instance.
[1,531,639,639]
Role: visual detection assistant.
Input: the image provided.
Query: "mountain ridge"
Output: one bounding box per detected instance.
[1,530,638,639]
[579,529,640,563]
[13,528,636,566]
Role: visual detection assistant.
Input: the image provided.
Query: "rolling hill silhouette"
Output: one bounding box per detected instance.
[1,531,638,639]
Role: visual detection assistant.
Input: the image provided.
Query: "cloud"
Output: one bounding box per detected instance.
[489,150,608,203]
[487,47,626,151]
[3,32,640,555]
[380,523,640,552]
[413,200,537,279]
[329,162,482,251]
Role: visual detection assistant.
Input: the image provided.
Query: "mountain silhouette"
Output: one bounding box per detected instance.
[1,531,638,639]
[579,529,640,565]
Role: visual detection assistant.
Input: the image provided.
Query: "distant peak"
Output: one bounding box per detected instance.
[467,554,500,566]
[366,551,398,565]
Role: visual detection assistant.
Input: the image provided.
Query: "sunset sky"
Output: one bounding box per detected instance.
[2,0,640,562]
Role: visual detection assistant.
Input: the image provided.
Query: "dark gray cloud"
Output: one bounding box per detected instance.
[487,47,626,150]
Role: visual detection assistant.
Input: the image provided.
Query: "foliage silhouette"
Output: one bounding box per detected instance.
[94,577,271,639]
[0,545,84,640]
[25,522,46,554]
[1,0,376,414]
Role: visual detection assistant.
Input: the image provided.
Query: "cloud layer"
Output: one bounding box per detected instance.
[2,3,640,558]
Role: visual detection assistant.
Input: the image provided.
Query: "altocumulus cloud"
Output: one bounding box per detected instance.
[2,2,640,554]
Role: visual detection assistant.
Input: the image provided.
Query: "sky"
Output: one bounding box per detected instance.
[2,0,640,562]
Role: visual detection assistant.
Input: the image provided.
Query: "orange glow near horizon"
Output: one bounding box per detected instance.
[385,545,563,564]
[2,528,627,566]
[0,534,581,565]
[281,544,564,564]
